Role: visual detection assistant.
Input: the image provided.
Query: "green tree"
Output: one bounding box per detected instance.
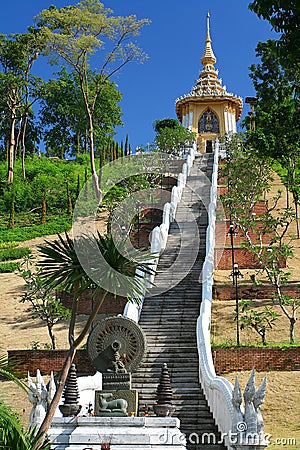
[153,118,180,133]
[34,232,153,444]
[39,69,122,158]
[35,0,149,200]
[248,0,300,82]
[239,299,279,345]
[0,31,43,182]
[248,40,300,236]
[154,118,195,155]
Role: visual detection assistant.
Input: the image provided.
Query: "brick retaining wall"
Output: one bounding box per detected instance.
[215,221,275,247]
[59,290,127,315]
[216,198,268,218]
[213,284,300,301]
[215,247,286,270]
[8,347,300,377]
[212,347,300,375]
[8,349,94,376]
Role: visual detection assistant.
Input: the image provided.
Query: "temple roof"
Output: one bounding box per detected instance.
[175,13,243,122]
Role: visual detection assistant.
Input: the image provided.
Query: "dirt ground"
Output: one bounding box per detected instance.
[0,234,88,352]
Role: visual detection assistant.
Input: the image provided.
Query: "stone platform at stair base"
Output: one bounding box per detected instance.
[48,416,187,449]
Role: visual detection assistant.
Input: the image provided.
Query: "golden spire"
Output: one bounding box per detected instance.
[201,12,216,66]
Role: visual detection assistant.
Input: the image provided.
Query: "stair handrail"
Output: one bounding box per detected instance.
[123,144,196,323]
[197,139,235,449]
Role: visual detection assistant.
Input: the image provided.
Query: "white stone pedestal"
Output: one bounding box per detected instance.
[48,416,187,449]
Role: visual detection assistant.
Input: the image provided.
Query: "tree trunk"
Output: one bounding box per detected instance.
[41,191,47,224]
[7,110,16,184]
[35,289,108,449]
[66,181,73,216]
[88,113,102,202]
[47,324,56,350]
[34,346,76,449]
[285,184,289,209]
[15,118,22,160]
[293,197,300,239]
[21,112,29,180]
[9,188,15,229]
[290,318,296,344]
[261,330,266,346]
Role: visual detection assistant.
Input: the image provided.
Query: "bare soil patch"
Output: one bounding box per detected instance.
[0,234,88,352]
[211,299,297,346]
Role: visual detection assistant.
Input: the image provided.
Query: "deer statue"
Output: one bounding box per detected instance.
[98,393,128,416]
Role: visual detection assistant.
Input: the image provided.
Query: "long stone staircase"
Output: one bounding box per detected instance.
[132,153,227,450]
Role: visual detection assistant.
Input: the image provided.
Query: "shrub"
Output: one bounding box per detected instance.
[0,247,31,262]
[0,242,19,249]
[0,262,20,273]
[0,216,72,243]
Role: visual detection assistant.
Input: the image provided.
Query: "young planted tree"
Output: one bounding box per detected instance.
[239,299,279,345]
[34,232,153,445]
[35,0,149,200]
[248,242,299,344]
[20,269,71,350]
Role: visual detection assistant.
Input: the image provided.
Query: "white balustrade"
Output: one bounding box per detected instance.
[186,155,192,175]
[197,138,235,449]
[182,163,187,184]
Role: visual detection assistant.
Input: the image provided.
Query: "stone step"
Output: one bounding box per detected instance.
[136,390,206,401]
[133,377,199,386]
[141,333,197,339]
[140,308,199,313]
[136,358,199,365]
[143,331,197,336]
[140,317,198,322]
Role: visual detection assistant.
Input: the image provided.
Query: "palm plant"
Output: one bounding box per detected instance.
[0,402,51,450]
[0,355,50,449]
[0,353,25,390]
[34,232,153,445]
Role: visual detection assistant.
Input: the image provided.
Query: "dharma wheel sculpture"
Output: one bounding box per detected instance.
[87,316,146,373]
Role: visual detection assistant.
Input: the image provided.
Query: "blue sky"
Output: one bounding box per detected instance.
[0,0,277,151]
